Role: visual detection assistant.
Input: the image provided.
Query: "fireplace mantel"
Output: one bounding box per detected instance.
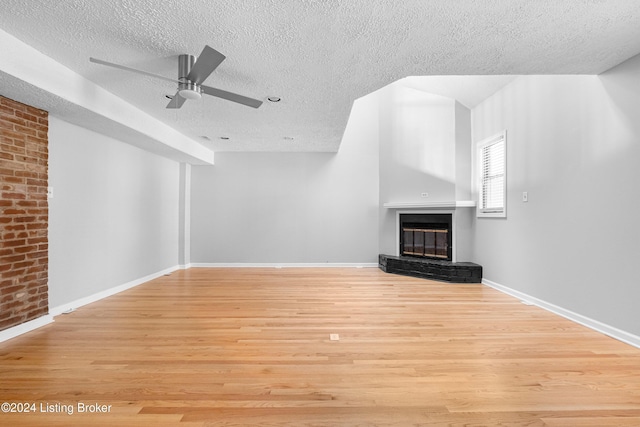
[383,201,476,209]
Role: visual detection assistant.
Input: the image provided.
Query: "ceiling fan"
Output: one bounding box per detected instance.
[89,45,263,109]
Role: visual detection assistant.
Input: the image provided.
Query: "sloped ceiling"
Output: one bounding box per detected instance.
[1,0,640,154]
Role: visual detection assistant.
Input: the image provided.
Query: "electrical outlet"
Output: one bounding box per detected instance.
[47,187,54,199]
[421,192,429,198]
[522,191,528,202]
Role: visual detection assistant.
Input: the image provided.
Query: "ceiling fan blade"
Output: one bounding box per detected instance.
[186,45,226,84]
[166,92,187,109]
[90,57,179,84]
[200,85,263,108]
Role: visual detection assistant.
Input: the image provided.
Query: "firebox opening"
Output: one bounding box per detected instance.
[399,214,452,261]
[403,225,449,259]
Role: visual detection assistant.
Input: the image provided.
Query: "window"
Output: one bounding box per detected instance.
[477,131,506,218]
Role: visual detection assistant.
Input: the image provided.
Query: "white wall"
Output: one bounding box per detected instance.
[48,117,180,309]
[471,53,640,336]
[189,92,380,264]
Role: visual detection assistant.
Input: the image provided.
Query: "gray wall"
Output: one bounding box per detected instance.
[190,93,379,264]
[471,54,640,335]
[454,101,473,262]
[378,83,473,258]
[454,101,472,201]
[48,117,180,309]
[378,84,457,204]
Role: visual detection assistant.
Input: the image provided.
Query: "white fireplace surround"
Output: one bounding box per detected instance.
[385,201,476,263]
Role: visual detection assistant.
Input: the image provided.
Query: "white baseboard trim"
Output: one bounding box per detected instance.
[49,265,180,317]
[482,278,640,349]
[0,314,54,344]
[2,266,181,343]
[190,263,379,268]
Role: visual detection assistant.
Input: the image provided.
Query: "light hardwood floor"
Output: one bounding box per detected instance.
[1,267,640,426]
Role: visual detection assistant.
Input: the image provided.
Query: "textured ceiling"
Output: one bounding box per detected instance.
[1,0,640,153]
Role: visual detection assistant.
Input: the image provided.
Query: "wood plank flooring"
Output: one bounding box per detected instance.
[1,267,639,426]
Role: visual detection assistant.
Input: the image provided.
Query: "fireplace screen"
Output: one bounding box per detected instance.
[402,226,449,259]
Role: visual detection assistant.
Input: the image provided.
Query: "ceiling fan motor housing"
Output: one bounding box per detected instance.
[178,54,202,99]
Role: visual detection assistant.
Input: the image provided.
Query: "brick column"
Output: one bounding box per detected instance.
[0,96,49,331]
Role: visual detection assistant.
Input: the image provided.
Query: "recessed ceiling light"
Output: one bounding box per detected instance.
[283,136,294,140]
[200,135,211,141]
[267,96,281,102]
[220,136,230,140]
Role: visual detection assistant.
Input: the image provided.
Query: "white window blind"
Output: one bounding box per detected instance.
[477,131,506,217]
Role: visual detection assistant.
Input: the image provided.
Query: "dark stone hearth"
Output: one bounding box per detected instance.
[378,254,482,283]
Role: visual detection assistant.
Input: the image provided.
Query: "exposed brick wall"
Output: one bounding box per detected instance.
[0,96,49,331]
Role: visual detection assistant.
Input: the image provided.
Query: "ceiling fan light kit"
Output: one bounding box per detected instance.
[178,82,202,100]
[90,45,262,109]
